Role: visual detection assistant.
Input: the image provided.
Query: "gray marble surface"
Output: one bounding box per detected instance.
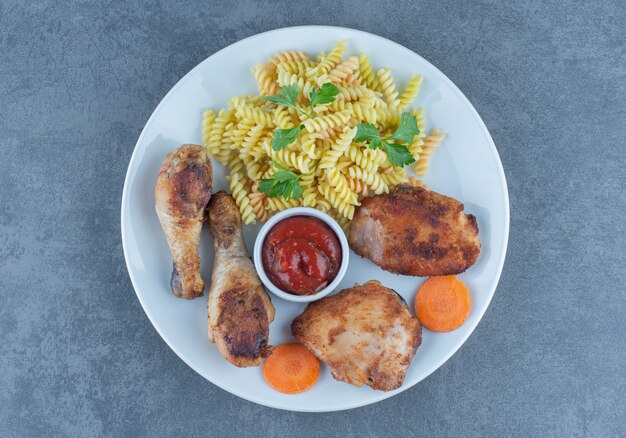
[1,1,625,436]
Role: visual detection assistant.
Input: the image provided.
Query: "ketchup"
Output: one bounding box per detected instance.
[262,216,342,295]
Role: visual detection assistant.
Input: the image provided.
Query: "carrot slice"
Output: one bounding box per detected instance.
[415,276,470,332]
[262,343,320,394]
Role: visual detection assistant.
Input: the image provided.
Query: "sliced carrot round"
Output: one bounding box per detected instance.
[415,275,470,332]
[262,343,320,394]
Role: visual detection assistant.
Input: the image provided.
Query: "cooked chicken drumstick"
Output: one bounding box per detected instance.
[206,192,275,367]
[292,280,422,391]
[155,144,212,299]
[349,185,480,276]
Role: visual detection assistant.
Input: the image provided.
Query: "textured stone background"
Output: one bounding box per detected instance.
[1,0,625,436]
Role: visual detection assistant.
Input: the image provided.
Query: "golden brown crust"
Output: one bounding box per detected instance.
[348,185,480,276]
[207,191,241,249]
[214,287,271,365]
[155,145,213,220]
[154,144,212,299]
[292,280,422,391]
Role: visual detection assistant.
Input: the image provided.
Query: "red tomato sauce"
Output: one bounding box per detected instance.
[262,216,342,295]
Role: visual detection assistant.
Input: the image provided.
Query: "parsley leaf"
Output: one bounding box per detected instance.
[383,143,415,167]
[258,178,285,198]
[355,123,384,150]
[354,117,417,167]
[273,169,299,182]
[388,112,420,144]
[285,179,303,199]
[355,123,381,143]
[291,181,303,198]
[261,84,299,109]
[272,125,303,151]
[258,162,303,200]
[262,85,315,118]
[309,83,341,108]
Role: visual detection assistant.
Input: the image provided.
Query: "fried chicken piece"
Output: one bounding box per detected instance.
[349,185,480,276]
[206,192,275,367]
[292,280,421,391]
[155,144,212,299]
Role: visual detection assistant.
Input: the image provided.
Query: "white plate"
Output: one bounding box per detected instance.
[121,26,509,412]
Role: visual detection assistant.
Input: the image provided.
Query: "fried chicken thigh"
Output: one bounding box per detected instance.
[155,144,212,299]
[349,185,480,276]
[292,280,422,391]
[206,192,275,367]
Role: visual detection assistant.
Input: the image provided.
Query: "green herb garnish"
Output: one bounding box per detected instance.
[262,84,314,118]
[261,84,300,111]
[355,112,419,167]
[262,83,341,149]
[308,83,340,113]
[258,161,303,200]
[272,125,304,151]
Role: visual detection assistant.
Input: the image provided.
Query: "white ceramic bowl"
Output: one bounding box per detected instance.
[253,207,349,303]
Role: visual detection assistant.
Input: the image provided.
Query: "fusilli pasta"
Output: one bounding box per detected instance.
[414,129,445,176]
[202,40,443,223]
[398,75,423,111]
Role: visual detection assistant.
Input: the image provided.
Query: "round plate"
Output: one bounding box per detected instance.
[121,26,509,412]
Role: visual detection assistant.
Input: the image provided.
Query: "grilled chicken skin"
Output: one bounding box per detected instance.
[155,144,212,299]
[349,185,480,276]
[292,280,421,391]
[206,192,275,367]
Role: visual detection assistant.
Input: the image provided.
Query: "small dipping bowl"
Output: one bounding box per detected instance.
[253,207,349,303]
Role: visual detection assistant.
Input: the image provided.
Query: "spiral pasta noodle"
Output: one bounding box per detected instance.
[268,50,309,70]
[318,182,356,220]
[408,135,423,161]
[299,168,318,207]
[375,107,403,126]
[226,156,256,224]
[344,144,386,173]
[303,110,352,134]
[330,100,378,124]
[408,108,424,134]
[276,60,316,75]
[249,183,270,222]
[268,196,300,212]
[230,119,256,151]
[347,165,389,195]
[206,109,234,164]
[345,176,369,195]
[358,53,379,90]
[306,40,346,78]
[235,105,275,127]
[335,85,370,103]
[273,106,294,129]
[380,166,409,186]
[324,56,359,85]
[202,40,443,223]
[229,94,260,109]
[376,68,399,109]
[319,126,356,169]
[202,109,216,146]
[414,129,445,176]
[262,139,312,173]
[252,64,279,97]
[298,131,318,159]
[397,75,423,111]
[326,168,359,205]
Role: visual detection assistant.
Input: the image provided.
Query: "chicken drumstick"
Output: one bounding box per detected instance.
[155,144,212,299]
[206,192,275,367]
